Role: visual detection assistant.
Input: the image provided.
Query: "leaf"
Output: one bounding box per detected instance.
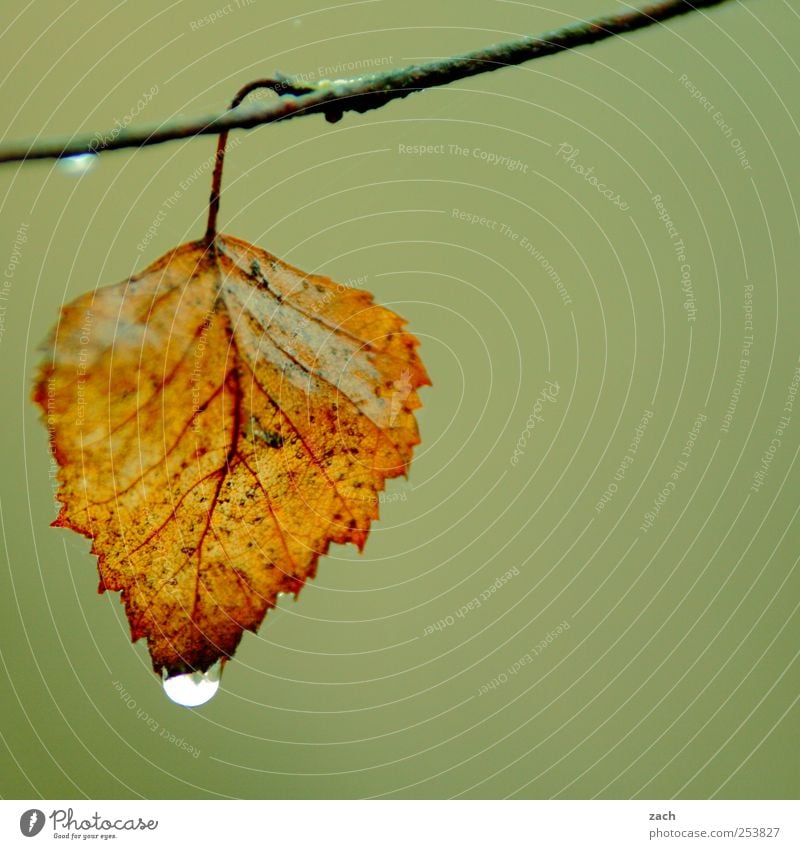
[33,235,429,677]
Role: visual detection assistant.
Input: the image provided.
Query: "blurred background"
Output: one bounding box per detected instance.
[1,0,798,799]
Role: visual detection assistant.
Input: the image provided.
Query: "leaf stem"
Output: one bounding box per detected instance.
[204,77,315,244]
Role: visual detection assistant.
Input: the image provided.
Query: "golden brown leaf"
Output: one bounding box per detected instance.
[33,235,429,677]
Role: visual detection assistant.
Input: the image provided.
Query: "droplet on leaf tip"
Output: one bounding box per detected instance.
[162,659,222,707]
[57,153,97,176]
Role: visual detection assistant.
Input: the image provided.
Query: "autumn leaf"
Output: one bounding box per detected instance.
[33,234,429,678]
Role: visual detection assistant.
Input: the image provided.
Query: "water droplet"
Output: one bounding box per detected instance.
[162,660,222,707]
[57,153,97,176]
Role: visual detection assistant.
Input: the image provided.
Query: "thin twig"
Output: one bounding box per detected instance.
[0,0,737,166]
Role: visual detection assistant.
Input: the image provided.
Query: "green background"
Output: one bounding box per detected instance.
[1,0,798,799]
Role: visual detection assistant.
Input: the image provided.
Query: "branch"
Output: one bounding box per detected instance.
[0,0,737,166]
